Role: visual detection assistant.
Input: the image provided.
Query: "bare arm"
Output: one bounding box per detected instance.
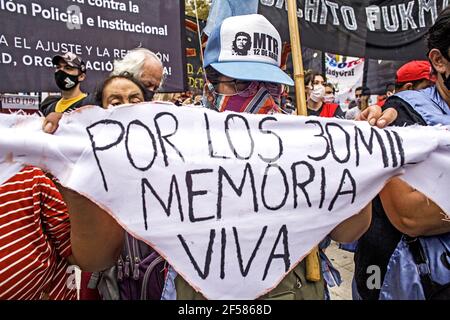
[380,178,450,237]
[57,183,125,272]
[330,202,372,243]
[42,114,124,270]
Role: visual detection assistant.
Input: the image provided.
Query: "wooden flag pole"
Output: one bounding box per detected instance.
[287,0,321,283]
[287,0,307,117]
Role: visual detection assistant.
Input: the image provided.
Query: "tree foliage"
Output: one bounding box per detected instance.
[185,0,211,21]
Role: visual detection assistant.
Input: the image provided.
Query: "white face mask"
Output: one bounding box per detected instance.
[323,94,334,103]
[309,85,325,102]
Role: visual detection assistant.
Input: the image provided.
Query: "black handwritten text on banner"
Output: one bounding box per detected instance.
[0,104,449,299]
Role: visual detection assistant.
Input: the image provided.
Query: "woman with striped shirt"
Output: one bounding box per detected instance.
[0,166,124,299]
[0,166,76,299]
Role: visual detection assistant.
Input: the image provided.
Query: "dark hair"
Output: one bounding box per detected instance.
[325,83,336,94]
[355,86,371,96]
[385,83,396,93]
[304,70,326,87]
[95,72,151,107]
[385,83,395,91]
[427,6,450,60]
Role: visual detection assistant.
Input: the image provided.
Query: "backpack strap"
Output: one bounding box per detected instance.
[404,236,440,299]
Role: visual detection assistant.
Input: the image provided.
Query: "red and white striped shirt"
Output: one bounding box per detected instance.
[0,166,76,300]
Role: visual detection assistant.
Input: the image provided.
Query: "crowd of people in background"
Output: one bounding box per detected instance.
[45,55,433,122]
[0,57,437,122]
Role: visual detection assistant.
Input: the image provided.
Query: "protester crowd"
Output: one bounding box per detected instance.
[1,6,449,301]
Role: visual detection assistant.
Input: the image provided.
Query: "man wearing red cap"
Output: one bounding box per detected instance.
[394,60,435,92]
[354,7,450,300]
[376,60,435,110]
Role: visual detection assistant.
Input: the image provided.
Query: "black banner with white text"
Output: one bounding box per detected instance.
[0,0,187,92]
[258,0,448,60]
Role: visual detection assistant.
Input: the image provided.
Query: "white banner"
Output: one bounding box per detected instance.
[325,54,365,109]
[0,104,449,299]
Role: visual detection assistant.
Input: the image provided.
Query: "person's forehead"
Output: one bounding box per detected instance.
[313,75,324,82]
[104,78,142,95]
[142,58,163,73]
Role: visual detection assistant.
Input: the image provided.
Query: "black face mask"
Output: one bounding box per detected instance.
[54,70,80,91]
[442,72,450,91]
[143,87,155,101]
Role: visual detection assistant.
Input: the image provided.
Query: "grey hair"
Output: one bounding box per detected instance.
[111,48,166,87]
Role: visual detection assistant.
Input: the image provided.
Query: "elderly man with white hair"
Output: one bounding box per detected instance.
[43,47,165,133]
[111,47,165,94]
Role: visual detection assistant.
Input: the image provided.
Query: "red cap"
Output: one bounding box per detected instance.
[396,60,435,84]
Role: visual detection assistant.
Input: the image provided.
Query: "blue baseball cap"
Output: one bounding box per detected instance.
[203,14,294,86]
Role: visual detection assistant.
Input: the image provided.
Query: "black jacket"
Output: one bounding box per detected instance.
[39,93,98,116]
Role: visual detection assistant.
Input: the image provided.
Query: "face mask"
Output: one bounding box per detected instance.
[54,70,80,91]
[143,87,155,101]
[323,94,334,103]
[309,85,325,102]
[442,72,450,91]
[205,81,280,114]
